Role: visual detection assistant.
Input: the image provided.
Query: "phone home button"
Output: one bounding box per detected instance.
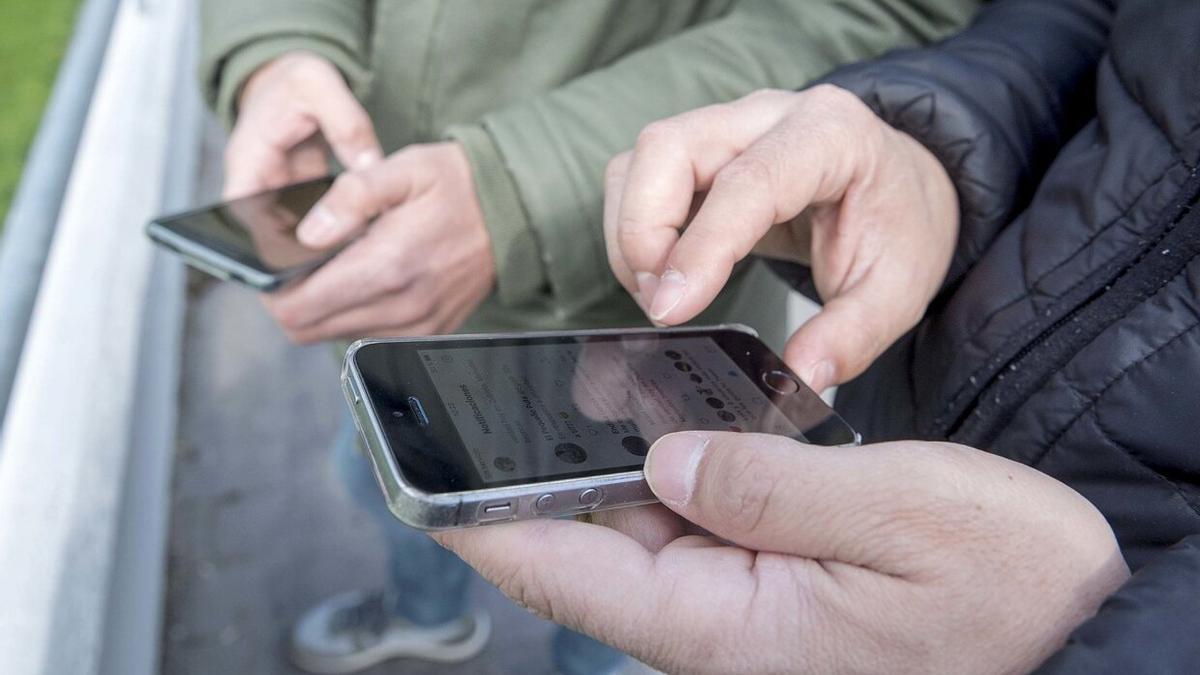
[578,488,602,508]
[534,493,556,513]
[762,369,801,395]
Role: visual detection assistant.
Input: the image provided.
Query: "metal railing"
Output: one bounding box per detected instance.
[0,0,199,673]
[0,0,121,429]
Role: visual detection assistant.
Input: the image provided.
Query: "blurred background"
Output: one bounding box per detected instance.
[0,1,582,673]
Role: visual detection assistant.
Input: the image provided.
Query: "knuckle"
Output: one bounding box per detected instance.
[704,445,780,534]
[407,289,438,321]
[740,87,791,106]
[286,330,314,346]
[806,83,858,110]
[379,257,411,290]
[325,115,370,146]
[331,171,371,209]
[871,443,991,543]
[604,152,631,185]
[805,85,878,136]
[274,309,303,333]
[615,219,664,266]
[635,119,684,151]
[266,299,305,333]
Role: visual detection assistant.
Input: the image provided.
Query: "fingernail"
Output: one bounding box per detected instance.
[298,205,338,246]
[801,359,835,393]
[353,149,383,170]
[645,432,710,506]
[635,272,659,312]
[649,269,686,322]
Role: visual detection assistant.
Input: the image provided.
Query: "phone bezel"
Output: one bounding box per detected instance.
[348,326,856,496]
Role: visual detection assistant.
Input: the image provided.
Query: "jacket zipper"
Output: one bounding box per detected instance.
[941,167,1200,447]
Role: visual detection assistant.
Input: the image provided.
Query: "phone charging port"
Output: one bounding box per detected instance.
[480,501,514,521]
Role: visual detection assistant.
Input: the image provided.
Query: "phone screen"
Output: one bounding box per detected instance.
[354,329,855,493]
[153,176,334,274]
[418,336,802,485]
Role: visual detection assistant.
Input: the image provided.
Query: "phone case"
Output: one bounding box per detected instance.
[340,324,855,530]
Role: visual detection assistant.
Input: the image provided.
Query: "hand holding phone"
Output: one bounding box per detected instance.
[341,326,857,530]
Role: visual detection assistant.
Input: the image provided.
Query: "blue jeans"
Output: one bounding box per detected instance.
[334,419,624,675]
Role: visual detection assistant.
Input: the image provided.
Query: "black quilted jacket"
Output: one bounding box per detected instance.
[776,0,1200,670]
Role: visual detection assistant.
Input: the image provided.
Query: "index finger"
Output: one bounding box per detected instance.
[615,91,796,289]
[647,86,872,325]
[296,60,383,172]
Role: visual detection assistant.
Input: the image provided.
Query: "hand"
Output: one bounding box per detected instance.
[437,433,1129,674]
[605,86,959,392]
[223,51,383,198]
[262,142,495,343]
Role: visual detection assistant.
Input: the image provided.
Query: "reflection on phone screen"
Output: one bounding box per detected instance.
[417,336,803,484]
[160,176,334,272]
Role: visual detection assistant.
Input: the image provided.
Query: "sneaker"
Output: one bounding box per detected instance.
[289,590,491,674]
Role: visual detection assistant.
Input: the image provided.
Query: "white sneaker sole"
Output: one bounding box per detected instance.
[289,608,491,674]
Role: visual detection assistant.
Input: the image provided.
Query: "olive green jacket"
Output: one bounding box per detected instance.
[199,0,977,349]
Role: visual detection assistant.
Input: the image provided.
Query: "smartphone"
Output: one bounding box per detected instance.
[341,325,858,530]
[146,176,336,291]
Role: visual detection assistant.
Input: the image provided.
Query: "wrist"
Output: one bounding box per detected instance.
[444,125,545,306]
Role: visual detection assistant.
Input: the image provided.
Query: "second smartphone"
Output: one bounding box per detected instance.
[147,176,335,291]
[342,325,858,530]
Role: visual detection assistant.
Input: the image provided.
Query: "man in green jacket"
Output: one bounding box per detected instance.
[199,1,977,672]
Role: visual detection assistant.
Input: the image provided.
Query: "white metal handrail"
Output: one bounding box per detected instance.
[0,0,198,673]
[0,0,121,426]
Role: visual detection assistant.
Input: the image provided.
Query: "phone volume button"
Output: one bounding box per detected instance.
[344,376,362,404]
[578,488,602,508]
[534,493,556,514]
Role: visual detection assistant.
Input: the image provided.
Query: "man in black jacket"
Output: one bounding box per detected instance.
[437,0,1200,672]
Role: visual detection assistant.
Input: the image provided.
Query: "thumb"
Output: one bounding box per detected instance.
[783,248,931,392]
[783,291,893,393]
[644,431,953,576]
[295,152,419,248]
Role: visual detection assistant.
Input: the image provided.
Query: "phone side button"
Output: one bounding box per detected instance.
[534,493,556,514]
[479,501,514,522]
[578,488,603,508]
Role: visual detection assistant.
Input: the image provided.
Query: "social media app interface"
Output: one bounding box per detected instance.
[418,336,802,484]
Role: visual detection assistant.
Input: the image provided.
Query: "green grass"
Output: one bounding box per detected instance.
[0,0,82,227]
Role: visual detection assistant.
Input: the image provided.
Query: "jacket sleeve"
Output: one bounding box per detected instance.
[814,0,1114,287]
[1033,535,1200,674]
[198,0,372,127]
[448,0,980,314]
